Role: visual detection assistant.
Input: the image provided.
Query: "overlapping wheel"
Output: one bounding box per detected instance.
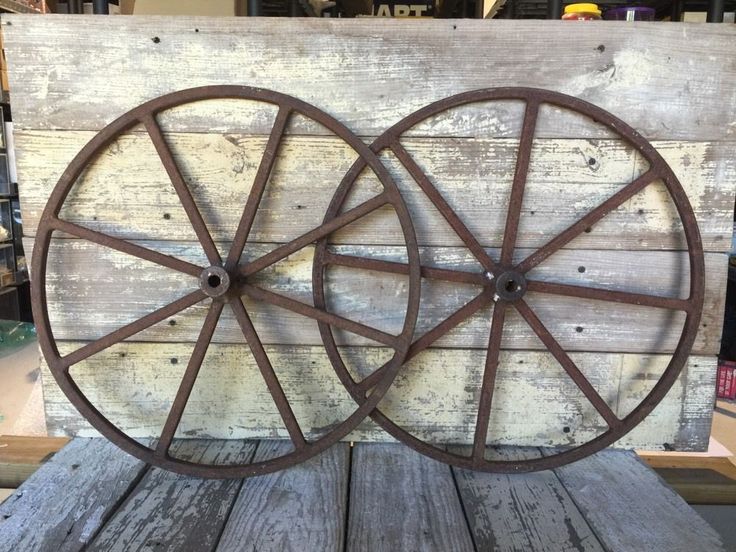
[314,88,705,472]
[33,86,705,477]
[31,86,421,478]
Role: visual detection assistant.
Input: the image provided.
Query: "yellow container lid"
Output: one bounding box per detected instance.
[564,2,602,15]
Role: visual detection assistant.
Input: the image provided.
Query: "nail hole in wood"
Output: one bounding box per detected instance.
[578,266,586,273]
[152,36,161,43]
[575,326,584,333]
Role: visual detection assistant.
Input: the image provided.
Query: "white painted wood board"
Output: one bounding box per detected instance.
[2,16,734,451]
[3,17,736,142]
[39,346,717,451]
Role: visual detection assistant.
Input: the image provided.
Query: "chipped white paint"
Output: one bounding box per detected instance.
[40,343,715,451]
[14,132,735,252]
[26,239,729,355]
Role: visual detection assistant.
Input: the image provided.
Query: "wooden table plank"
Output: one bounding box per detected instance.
[87,439,256,552]
[346,443,474,552]
[0,438,148,552]
[549,449,726,552]
[451,446,604,552]
[215,440,349,552]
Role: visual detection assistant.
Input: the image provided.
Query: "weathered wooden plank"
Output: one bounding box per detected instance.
[40,346,716,451]
[450,446,604,552]
[0,438,148,552]
[30,238,727,355]
[14,132,734,253]
[347,442,474,552]
[616,355,718,451]
[216,440,349,552]
[4,18,736,141]
[87,439,256,552]
[549,450,725,552]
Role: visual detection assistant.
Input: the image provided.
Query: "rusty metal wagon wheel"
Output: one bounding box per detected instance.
[31,86,421,478]
[314,87,705,473]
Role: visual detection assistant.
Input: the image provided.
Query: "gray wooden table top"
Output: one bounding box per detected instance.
[0,438,726,552]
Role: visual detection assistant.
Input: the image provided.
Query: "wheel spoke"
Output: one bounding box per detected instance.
[356,288,492,393]
[515,169,658,273]
[60,290,207,369]
[142,113,222,265]
[51,218,203,277]
[526,280,691,312]
[472,302,507,461]
[500,100,539,266]
[239,193,389,277]
[225,107,291,270]
[229,297,306,448]
[240,283,400,348]
[324,251,487,285]
[513,299,621,428]
[155,301,224,457]
[389,140,499,274]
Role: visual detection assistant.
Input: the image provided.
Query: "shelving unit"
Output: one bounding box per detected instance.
[0,102,29,321]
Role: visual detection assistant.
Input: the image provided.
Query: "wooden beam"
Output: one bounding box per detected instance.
[0,435,70,488]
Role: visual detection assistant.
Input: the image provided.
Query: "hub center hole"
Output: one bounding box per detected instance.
[208,274,221,288]
[505,280,518,293]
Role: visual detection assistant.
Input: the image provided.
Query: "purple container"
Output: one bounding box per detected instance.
[604,6,655,20]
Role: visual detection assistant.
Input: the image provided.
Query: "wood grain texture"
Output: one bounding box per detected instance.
[0,435,69,488]
[451,446,604,552]
[216,440,349,552]
[27,239,727,355]
[3,17,736,141]
[86,440,256,552]
[549,449,726,552]
[0,438,148,552]
[39,346,716,451]
[14,132,735,253]
[346,442,475,552]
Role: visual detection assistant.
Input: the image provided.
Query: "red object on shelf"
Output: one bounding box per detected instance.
[717,360,736,400]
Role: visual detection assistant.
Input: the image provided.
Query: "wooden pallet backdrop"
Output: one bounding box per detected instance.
[3,16,735,450]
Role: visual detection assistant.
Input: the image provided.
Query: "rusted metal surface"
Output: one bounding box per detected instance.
[313,87,705,473]
[31,86,422,478]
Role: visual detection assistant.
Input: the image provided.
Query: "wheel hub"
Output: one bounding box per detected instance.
[199,266,231,298]
[494,270,527,301]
